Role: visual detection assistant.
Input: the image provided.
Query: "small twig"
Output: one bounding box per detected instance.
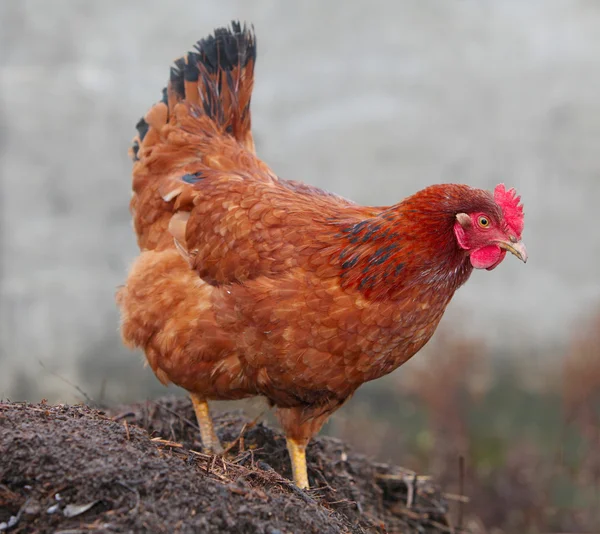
[310,481,335,494]
[155,402,200,432]
[391,506,422,520]
[37,360,97,406]
[206,454,217,476]
[123,420,131,441]
[406,474,416,509]
[221,456,227,475]
[112,411,135,422]
[429,520,455,533]
[222,409,265,455]
[223,423,247,455]
[151,437,183,448]
[198,455,227,482]
[458,456,465,530]
[375,473,431,482]
[442,492,469,503]
[228,486,248,496]
[327,499,355,506]
[285,480,318,505]
[232,450,253,466]
[187,449,213,460]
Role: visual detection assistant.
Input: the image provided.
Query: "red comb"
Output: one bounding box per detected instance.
[494,184,524,237]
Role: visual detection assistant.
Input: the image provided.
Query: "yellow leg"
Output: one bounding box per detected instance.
[286,438,309,490]
[191,394,223,454]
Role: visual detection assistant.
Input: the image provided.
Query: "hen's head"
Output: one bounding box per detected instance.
[453,184,527,270]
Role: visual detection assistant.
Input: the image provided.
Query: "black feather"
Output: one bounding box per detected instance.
[133,22,255,144]
[131,140,140,161]
[193,21,256,75]
[181,171,204,184]
[136,118,149,141]
[174,57,186,71]
[341,256,359,270]
[184,52,200,82]
[170,66,185,98]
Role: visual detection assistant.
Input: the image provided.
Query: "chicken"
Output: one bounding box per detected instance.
[117,22,527,489]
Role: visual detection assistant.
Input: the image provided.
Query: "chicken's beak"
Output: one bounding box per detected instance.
[497,240,528,263]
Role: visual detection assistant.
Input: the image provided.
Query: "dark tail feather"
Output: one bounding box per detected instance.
[130,21,256,162]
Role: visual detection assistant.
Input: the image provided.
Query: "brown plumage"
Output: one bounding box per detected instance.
[117,22,527,489]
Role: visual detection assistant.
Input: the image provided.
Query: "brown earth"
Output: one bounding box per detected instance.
[0,396,466,533]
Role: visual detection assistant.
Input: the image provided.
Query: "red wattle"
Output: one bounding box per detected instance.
[470,245,505,270]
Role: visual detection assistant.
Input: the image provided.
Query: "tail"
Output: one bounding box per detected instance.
[130,21,257,163]
[127,22,258,252]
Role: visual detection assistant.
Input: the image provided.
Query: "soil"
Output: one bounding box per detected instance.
[0,396,464,533]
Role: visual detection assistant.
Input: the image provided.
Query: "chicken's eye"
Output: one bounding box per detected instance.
[478,216,490,228]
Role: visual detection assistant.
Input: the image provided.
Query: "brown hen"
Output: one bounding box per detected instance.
[117,22,527,489]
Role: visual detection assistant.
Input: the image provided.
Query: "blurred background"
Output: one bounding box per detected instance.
[1,1,599,532]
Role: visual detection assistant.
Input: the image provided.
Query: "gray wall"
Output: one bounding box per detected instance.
[1,0,599,402]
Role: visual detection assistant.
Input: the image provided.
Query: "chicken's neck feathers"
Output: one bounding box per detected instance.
[333,185,482,302]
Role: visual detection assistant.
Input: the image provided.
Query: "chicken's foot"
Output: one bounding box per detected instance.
[191,394,223,454]
[286,438,309,489]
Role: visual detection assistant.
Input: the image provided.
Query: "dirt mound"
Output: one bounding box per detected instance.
[0,397,464,533]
